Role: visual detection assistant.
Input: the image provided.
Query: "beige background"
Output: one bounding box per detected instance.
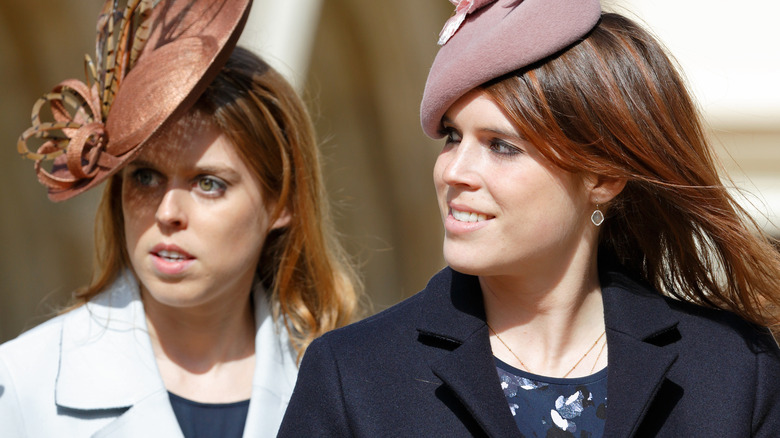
[2,1,778,342]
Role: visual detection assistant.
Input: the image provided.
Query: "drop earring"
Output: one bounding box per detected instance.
[591,204,604,227]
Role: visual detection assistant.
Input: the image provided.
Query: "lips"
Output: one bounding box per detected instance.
[150,243,195,276]
[156,249,191,261]
[151,243,193,259]
[444,204,493,234]
[451,207,488,223]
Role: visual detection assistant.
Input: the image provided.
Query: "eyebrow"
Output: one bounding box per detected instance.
[128,159,242,180]
[128,158,159,168]
[441,116,523,140]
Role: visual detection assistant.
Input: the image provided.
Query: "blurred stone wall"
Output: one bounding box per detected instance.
[304,1,449,311]
[1,1,103,341]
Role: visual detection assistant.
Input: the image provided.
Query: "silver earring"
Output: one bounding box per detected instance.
[591,204,604,227]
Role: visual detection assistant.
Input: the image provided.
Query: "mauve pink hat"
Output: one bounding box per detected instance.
[421,0,601,138]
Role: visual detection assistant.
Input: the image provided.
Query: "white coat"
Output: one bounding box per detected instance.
[0,270,299,437]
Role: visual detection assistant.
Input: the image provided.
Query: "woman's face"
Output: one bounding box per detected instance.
[433,90,594,279]
[122,113,286,310]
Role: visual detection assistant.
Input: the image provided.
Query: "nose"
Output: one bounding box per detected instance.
[437,141,480,189]
[155,188,188,231]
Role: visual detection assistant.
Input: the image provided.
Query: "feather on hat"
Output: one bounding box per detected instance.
[18,0,252,201]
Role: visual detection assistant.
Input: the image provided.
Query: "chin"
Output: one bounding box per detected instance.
[148,290,209,309]
[443,255,486,277]
[443,242,488,275]
[140,277,203,306]
[444,250,516,279]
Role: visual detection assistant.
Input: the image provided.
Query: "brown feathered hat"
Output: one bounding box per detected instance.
[17,0,252,201]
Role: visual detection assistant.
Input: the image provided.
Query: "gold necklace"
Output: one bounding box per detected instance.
[486,322,606,378]
[590,336,608,373]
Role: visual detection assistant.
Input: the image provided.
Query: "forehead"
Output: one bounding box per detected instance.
[444,89,519,134]
[133,110,228,167]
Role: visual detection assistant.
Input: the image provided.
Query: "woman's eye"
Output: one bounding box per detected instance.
[195,176,226,195]
[131,168,161,187]
[444,128,462,144]
[489,139,522,156]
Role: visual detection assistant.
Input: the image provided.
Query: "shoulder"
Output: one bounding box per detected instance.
[0,272,137,390]
[0,309,73,371]
[0,290,115,384]
[663,296,778,356]
[0,308,76,435]
[602,264,777,357]
[314,267,457,348]
[312,287,428,354]
[658,297,780,433]
[302,266,487,379]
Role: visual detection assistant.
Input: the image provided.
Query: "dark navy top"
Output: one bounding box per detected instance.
[495,357,607,437]
[168,392,250,438]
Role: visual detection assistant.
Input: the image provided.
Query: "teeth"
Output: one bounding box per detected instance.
[157,250,187,261]
[452,208,488,223]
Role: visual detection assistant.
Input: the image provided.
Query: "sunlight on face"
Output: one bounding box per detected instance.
[121,111,284,312]
[433,90,593,280]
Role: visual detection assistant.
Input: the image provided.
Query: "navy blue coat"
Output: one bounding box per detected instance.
[279,264,780,437]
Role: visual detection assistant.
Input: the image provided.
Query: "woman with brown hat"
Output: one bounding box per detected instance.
[279,0,780,436]
[0,1,360,436]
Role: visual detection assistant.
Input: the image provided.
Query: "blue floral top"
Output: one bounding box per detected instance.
[495,358,607,437]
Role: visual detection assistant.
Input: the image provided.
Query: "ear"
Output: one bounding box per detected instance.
[584,174,627,206]
[270,207,292,231]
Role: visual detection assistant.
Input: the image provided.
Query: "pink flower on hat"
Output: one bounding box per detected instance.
[438,0,498,45]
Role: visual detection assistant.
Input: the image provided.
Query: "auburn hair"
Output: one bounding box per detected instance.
[77,47,362,358]
[482,13,780,329]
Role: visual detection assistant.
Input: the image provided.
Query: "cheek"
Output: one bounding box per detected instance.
[432,161,442,187]
[530,176,589,234]
[209,209,268,271]
[432,156,449,195]
[213,194,269,243]
[432,177,448,219]
[223,210,263,242]
[121,183,160,247]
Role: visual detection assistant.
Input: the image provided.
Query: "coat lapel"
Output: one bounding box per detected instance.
[418,269,522,438]
[56,270,166,410]
[55,270,183,437]
[242,288,299,437]
[417,266,683,438]
[91,391,183,438]
[55,273,297,437]
[600,267,680,438]
[602,330,677,438]
[431,328,525,438]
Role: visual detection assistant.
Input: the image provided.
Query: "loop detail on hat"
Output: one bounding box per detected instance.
[16,0,252,202]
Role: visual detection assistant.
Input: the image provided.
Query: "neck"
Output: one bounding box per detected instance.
[145,297,256,369]
[481,252,606,377]
[142,284,257,402]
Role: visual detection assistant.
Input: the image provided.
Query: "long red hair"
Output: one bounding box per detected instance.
[483,13,780,328]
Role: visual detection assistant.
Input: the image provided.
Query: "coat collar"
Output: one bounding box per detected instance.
[55,270,298,437]
[600,266,680,438]
[419,269,523,437]
[415,262,681,438]
[244,284,299,436]
[56,270,162,410]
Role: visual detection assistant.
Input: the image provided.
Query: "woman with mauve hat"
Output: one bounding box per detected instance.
[279,0,780,436]
[0,1,361,436]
